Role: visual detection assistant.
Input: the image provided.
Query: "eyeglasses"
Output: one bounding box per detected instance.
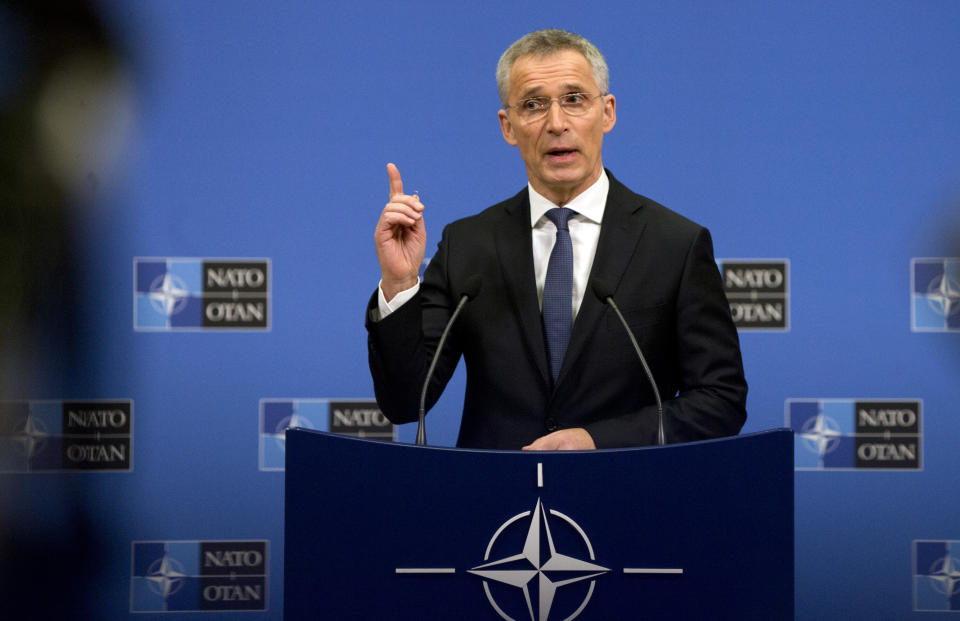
[505,92,605,122]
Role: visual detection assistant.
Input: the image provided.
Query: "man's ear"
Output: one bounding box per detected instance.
[498,109,518,146]
[601,94,617,134]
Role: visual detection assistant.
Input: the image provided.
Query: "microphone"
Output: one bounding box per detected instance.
[417,275,482,445]
[591,278,666,446]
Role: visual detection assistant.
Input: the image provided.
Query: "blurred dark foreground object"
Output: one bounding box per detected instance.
[1,1,133,618]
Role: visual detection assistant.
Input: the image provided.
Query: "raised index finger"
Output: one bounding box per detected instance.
[386,162,404,198]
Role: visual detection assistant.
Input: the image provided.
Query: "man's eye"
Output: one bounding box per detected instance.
[523,99,545,111]
[563,94,585,105]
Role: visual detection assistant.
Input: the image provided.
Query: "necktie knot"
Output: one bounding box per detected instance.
[545,207,574,232]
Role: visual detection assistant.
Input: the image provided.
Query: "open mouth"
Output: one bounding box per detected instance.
[546,149,577,159]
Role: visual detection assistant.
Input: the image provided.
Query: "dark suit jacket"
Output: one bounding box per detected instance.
[366,172,747,449]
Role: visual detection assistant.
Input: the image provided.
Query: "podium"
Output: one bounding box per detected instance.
[284,429,793,620]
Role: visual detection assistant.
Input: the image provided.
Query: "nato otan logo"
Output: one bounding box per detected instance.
[130,540,268,612]
[912,258,960,332]
[0,400,132,472]
[259,399,394,471]
[396,462,682,620]
[914,540,960,612]
[718,259,789,330]
[786,399,922,470]
[134,257,270,331]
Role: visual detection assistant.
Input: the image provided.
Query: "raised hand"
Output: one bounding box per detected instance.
[375,163,426,301]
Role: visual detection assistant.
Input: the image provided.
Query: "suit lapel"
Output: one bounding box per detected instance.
[556,174,649,388]
[495,190,551,388]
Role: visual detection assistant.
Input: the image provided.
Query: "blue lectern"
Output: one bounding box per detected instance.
[284,430,793,620]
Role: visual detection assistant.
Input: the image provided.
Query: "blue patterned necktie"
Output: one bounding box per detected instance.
[542,207,575,383]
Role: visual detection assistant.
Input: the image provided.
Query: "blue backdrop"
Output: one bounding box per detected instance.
[2,1,959,619]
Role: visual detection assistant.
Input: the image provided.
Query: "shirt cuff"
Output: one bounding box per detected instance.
[377,279,420,319]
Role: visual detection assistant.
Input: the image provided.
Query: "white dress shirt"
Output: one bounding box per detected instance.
[378,171,609,319]
[529,171,607,320]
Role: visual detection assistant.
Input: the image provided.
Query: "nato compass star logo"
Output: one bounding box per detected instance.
[912,258,960,331]
[468,497,610,621]
[928,555,960,597]
[273,411,316,450]
[259,399,325,471]
[395,463,683,620]
[798,414,842,457]
[148,273,190,317]
[926,272,960,318]
[16,413,48,459]
[146,554,186,598]
[913,540,960,611]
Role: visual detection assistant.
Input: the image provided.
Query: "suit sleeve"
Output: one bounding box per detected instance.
[584,227,747,447]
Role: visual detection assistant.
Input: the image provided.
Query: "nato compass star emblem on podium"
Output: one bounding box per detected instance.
[395,462,683,621]
[468,496,609,620]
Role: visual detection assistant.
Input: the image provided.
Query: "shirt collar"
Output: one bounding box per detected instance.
[528,170,609,227]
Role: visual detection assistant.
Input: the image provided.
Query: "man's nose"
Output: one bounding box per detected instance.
[544,99,567,133]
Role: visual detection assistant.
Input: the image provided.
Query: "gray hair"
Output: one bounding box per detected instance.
[496,29,609,107]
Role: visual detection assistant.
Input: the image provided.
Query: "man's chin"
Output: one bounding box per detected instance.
[542,169,587,190]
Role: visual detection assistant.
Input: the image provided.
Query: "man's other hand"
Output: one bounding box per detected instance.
[522,428,596,451]
[375,163,426,301]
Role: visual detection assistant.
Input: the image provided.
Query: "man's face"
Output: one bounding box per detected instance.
[498,49,616,206]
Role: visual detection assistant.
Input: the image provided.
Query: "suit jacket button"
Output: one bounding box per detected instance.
[545,418,559,432]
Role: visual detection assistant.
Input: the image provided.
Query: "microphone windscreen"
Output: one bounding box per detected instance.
[591,277,615,303]
[460,275,482,300]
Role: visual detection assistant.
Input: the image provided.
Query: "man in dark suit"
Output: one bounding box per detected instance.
[367,29,746,450]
